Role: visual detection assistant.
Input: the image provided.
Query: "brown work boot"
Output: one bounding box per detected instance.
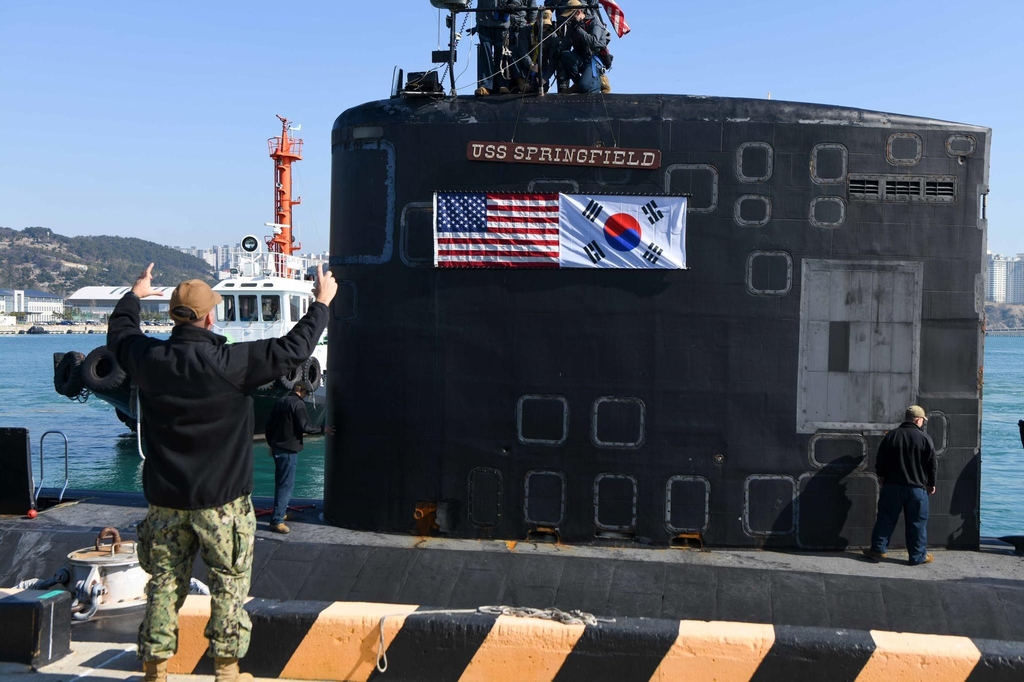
[143,659,167,682]
[498,86,511,95]
[269,522,290,534]
[214,657,253,682]
[474,87,490,97]
[861,548,887,562]
[910,553,934,565]
[600,74,611,93]
[515,77,532,94]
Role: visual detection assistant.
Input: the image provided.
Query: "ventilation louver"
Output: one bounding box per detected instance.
[848,174,956,202]
[885,179,921,197]
[925,180,956,198]
[849,177,880,198]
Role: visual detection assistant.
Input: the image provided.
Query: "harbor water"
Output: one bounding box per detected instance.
[0,333,324,501]
[0,333,1020,537]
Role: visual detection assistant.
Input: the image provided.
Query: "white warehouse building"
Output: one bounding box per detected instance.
[65,286,175,319]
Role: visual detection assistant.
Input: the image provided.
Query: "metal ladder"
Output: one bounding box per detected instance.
[35,430,70,504]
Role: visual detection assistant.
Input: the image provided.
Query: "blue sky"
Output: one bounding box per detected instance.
[2,0,1022,255]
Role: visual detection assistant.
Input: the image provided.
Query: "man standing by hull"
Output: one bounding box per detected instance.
[864,405,938,566]
[264,380,333,534]
[107,263,336,682]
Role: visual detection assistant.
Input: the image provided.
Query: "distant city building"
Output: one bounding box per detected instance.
[0,288,64,321]
[174,244,217,269]
[988,252,1010,303]
[1008,255,1024,305]
[988,251,1024,304]
[170,241,328,280]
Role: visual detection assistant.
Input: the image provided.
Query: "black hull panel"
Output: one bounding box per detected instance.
[325,94,989,548]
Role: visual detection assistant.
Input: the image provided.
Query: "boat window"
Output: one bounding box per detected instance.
[736,142,773,183]
[810,143,848,184]
[946,134,976,157]
[746,251,793,296]
[734,195,772,227]
[238,295,258,322]
[261,295,281,322]
[666,476,711,534]
[664,164,718,213]
[591,397,646,448]
[809,196,847,228]
[886,133,922,166]
[288,294,302,322]
[517,395,569,446]
[218,296,236,322]
[400,202,434,267]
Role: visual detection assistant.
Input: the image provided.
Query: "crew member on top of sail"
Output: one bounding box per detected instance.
[556,1,610,94]
[474,0,539,96]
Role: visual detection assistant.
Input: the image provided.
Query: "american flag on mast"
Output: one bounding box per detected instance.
[435,193,560,268]
[598,0,630,38]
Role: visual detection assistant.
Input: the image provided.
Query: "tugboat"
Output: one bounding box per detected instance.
[51,116,326,436]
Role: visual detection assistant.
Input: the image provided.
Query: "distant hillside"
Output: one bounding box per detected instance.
[0,226,214,296]
[986,302,1024,330]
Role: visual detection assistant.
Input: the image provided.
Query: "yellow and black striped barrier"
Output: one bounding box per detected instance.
[168,595,1024,681]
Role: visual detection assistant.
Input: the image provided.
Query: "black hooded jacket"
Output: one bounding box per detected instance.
[875,421,937,489]
[107,292,328,510]
[567,10,610,59]
[265,392,323,454]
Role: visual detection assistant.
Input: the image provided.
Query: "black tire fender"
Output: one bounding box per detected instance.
[274,363,302,392]
[304,357,322,392]
[53,351,86,398]
[82,346,128,393]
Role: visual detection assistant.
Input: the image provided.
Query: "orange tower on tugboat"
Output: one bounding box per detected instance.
[267,114,303,277]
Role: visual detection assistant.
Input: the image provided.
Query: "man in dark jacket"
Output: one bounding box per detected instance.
[864,405,937,566]
[557,3,610,94]
[107,263,336,682]
[475,0,537,95]
[474,0,512,96]
[508,0,539,93]
[264,380,333,534]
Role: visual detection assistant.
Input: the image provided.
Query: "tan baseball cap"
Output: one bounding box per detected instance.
[169,280,222,324]
[905,405,928,421]
[561,0,583,17]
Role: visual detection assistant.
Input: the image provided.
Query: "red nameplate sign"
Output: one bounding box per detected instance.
[467,141,661,169]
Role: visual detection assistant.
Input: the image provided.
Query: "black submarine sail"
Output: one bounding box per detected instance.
[322,6,989,549]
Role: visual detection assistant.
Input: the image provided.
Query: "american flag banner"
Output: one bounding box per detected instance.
[598,0,630,37]
[433,192,685,269]
[434,192,561,268]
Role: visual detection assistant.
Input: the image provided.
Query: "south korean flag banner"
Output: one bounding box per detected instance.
[558,194,687,269]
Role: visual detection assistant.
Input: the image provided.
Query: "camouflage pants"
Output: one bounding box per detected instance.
[135,495,256,662]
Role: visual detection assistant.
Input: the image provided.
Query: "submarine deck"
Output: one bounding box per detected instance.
[2,489,1023,647]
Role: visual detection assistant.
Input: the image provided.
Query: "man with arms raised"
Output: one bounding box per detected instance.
[107,263,336,682]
